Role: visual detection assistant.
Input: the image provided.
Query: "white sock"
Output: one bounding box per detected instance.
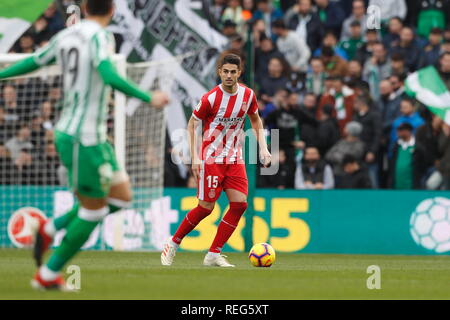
[39,265,59,281]
[44,220,56,237]
[207,252,220,258]
[170,239,180,248]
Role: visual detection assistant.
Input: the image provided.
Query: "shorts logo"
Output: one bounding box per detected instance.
[8,207,47,248]
[208,189,216,199]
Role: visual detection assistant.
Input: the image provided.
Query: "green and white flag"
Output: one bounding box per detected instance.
[405,65,450,124]
[0,0,53,53]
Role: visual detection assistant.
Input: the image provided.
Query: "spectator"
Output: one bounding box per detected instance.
[286,71,306,96]
[335,154,372,189]
[416,112,445,189]
[320,45,348,77]
[259,56,289,103]
[15,33,35,54]
[363,41,392,101]
[252,19,269,47]
[262,88,288,123]
[338,21,364,61]
[265,90,317,167]
[260,149,295,189]
[314,31,349,60]
[439,51,450,88]
[5,124,33,161]
[1,85,21,123]
[37,142,61,185]
[255,36,285,88]
[0,143,13,184]
[344,60,370,94]
[388,122,428,189]
[415,0,449,39]
[10,147,36,184]
[252,0,283,40]
[40,100,54,131]
[272,19,311,73]
[294,145,334,189]
[317,75,356,134]
[222,19,239,37]
[317,104,340,156]
[390,26,423,72]
[382,16,403,49]
[305,57,326,96]
[377,79,402,140]
[389,73,407,99]
[0,107,14,144]
[368,0,407,25]
[284,0,324,52]
[42,3,65,34]
[353,95,382,188]
[390,52,409,75]
[354,28,380,64]
[222,0,246,34]
[211,0,227,23]
[314,0,347,37]
[340,0,367,41]
[298,92,319,147]
[389,98,425,156]
[30,112,45,150]
[325,121,366,175]
[437,123,450,189]
[420,28,443,68]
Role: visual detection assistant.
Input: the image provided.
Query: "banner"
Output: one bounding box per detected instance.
[0,0,53,53]
[108,0,228,177]
[2,186,450,255]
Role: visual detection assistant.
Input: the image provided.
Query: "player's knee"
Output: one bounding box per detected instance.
[199,200,215,211]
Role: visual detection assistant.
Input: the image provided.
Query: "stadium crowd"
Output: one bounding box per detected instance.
[1,0,450,191]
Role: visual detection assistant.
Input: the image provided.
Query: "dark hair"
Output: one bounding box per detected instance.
[86,0,113,16]
[430,27,443,35]
[342,154,357,166]
[401,97,416,106]
[321,46,334,57]
[391,52,405,62]
[218,54,242,69]
[272,19,286,30]
[397,122,414,132]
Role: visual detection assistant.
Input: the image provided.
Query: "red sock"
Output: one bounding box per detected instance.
[172,205,213,245]
[209,202,247,253]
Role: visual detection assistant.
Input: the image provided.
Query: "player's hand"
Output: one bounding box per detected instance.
[260,148,271,168]
[150,91,169,108]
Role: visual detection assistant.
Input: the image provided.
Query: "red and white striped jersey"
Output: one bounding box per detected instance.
[192,83,258,164]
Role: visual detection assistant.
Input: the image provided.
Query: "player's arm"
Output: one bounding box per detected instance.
[92,31,168,108]
[247,93,271,167]
[248,112,271,167]
[0,37,57,79]
[187,115,203,181]
[96,59,167,108]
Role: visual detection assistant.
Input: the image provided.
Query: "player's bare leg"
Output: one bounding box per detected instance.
[203,189,247,268]
[161,200,215,266]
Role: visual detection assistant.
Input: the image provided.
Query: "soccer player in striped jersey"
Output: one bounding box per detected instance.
[0,0,169,290]
[161,54,271,267]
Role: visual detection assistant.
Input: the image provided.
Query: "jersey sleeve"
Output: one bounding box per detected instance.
[91,30,115,68]
[247,91,259,115]
[192,95,211,121]
[33,35,58,66]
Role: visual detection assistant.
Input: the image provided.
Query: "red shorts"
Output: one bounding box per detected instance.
[197,162,248,202]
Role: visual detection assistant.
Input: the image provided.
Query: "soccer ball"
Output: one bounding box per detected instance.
[248,243,276,267]
[410,197,450,253]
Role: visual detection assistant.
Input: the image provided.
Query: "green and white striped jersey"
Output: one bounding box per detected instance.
[34,20,115,146]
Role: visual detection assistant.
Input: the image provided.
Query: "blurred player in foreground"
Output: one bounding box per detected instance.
[0,0,169,290]
[161,54,271,267]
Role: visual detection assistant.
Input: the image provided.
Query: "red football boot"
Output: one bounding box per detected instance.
[30,271,67,291]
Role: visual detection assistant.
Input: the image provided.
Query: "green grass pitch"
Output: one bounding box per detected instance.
[1,249,450,299]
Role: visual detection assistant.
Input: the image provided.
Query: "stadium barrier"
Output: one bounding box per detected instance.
[2,186,450,255]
